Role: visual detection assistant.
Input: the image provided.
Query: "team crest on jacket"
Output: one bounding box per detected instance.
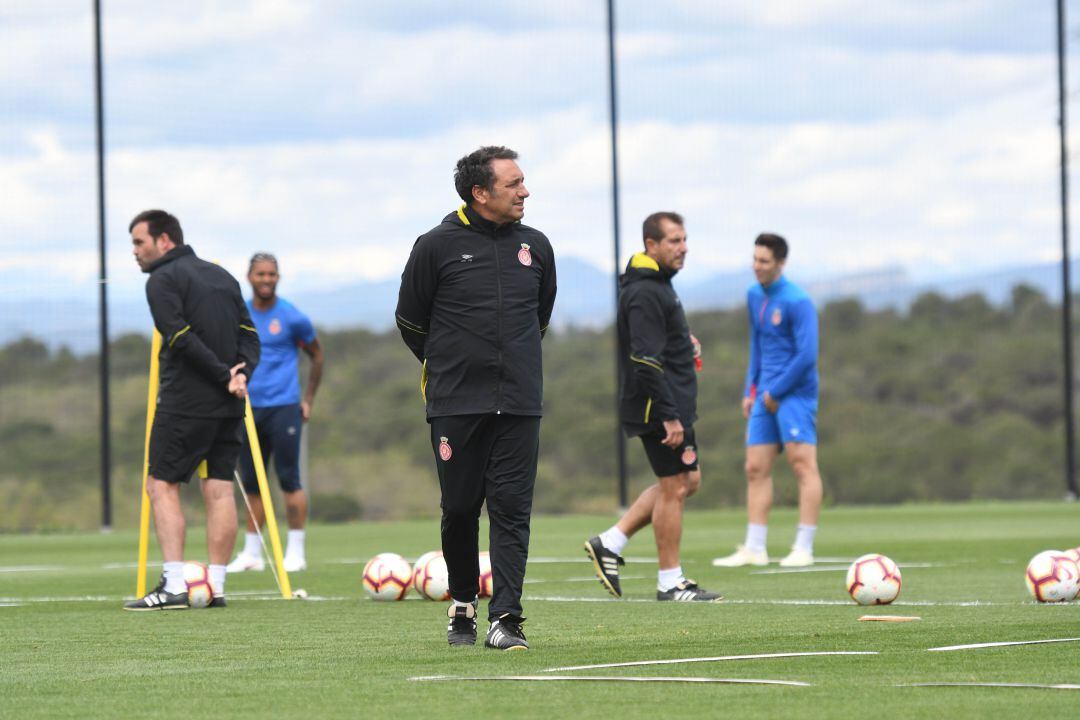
[770,308,782,326]
[681,446,697,465]
[438,436,452,462]
[269,318,282,335]
[517,243,532,267]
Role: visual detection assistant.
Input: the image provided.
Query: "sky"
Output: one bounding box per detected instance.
[0,0,1076,318]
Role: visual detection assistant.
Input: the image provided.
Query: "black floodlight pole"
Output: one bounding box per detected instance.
[606,0,628,507]
[94,0,113,527]
[1057,0,1078,501]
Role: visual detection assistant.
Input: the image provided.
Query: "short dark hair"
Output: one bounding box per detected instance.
[755,233,788,261]
[454,146,518,204]
[129,209,183,245]
[248,252,278,272]
[642,211,684,247]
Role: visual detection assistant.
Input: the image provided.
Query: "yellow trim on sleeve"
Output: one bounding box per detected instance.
[420,359,429,403]
[629,252,660,272]
[456,204,471,226]
[644,397,652,424]
[631,355,664,372]
[240,324,257,333]
[168,325,191,347]
[396,315,427,334]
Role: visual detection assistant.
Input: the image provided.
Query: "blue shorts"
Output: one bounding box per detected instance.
[746,395,817,448]
[238,404,303,493]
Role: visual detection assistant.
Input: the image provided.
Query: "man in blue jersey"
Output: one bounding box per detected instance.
[228,252,325,574]
[713,233,823,568]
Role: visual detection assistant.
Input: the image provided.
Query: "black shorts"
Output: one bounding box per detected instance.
[238,404,303,494]
[639,425,699,477]
[148,412,243,483]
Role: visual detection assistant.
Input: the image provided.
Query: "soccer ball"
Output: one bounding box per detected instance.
[1025,550,1080,603]
[412,551,450,601]
[1063,547,1080,564]
[846,553,902,605]
[478,550,493,599]
[183,561,214,609]
[362,553,412,601]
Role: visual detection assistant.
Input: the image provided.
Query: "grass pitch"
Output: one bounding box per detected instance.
[2,501,1079,719]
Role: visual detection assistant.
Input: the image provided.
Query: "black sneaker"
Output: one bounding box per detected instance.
[447,599,478,646]
[485,614,528,651]
[123,575,189,611]
[584,535,625,598]
[207,597,227,608]
[656,579,723,603]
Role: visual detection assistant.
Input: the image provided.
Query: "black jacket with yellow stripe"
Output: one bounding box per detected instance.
[145,244,260,418]
[395,204,557,418]
[618,252,697,436]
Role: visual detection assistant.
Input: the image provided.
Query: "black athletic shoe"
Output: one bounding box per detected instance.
[123,575,189,611]
[584,535,625,598]
[447,599,478,646]
[207,597,227,608]
[485,614,528,651]
[656,579,723,603]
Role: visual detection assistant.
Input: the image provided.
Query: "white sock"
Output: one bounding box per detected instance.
[745,523,768,553]
[209,564,226,596]
[242,532,261,557]
[657,566,684,591]
[453,597,476,609]
[794,524,817,553]
[163,562,185,594]
[286,529,305,558]
[598,526,629,555]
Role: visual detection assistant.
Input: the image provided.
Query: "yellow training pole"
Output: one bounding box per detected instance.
[136,330,162,597]
[243,395,292,598]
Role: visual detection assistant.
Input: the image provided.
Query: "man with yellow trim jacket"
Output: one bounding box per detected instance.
[584,212,722,602]
[125,209,260,611]
[396,146,556,650]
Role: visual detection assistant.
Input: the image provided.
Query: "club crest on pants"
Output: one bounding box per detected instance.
[438,436,452,461]
[681,445,697,465]
[517,243,532,267]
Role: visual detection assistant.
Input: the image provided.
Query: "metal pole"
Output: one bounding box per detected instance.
[1057,0,1078,501]
[93,0,113,527]
[606,0,628,507]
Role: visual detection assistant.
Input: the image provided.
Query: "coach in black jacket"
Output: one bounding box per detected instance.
[396,146,556,651]
[584,212,722,603]
[124,209,260,612]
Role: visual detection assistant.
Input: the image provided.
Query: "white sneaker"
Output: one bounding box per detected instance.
[226,553,265,573]
[778,547,814,567]
[283,556,307,573]
[712,544,769,567]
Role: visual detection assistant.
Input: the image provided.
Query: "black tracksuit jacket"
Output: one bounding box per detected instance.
[395,204,557,418]
[145,245,261,418]
[618,252,697,436]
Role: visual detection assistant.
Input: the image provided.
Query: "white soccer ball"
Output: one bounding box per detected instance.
[1063,547,1080,565]
[846,553,902,605]
[478,550,493,599]
[412,551,450,601]
[1025,550,1080,603]
[183,561,214,609]
[362,552,412,601]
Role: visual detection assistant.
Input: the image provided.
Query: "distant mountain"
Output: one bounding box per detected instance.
[2,259,1076,352]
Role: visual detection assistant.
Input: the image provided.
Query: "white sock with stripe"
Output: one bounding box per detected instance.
[598,526,628,555]
[657,566,684,591]
[163,562,185,594]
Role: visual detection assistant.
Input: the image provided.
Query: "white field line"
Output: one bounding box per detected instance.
[750,562,945,576]
[544,651,878,673]
[903,682,1080,690]
[0,565,66,573]
[526,595,1010,607]
[927,638,1080,652]
[411,675,810,687]
[0,603,22,607]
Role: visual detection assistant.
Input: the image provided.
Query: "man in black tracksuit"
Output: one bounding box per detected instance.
[125,209,260,611]
[396,146,556,650]
[584,212,722,602]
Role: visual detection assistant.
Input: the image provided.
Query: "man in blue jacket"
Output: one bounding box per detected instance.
[714,233,823,568]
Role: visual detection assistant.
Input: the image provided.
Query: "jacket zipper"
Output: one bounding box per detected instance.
[493,228,504,413]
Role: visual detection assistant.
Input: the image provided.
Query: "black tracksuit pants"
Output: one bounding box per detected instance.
[429,413,540,621]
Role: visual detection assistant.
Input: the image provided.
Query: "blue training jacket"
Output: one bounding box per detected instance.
[743,275,819,401]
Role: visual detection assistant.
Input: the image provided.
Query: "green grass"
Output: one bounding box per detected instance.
[2,502,1079,719]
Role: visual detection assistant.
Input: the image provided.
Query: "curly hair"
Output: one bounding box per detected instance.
[454,146,519,203]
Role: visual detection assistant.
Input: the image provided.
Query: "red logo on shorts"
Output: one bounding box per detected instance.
[681,446,697,465]
[517,243,532,267]
[438,437,452,461]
